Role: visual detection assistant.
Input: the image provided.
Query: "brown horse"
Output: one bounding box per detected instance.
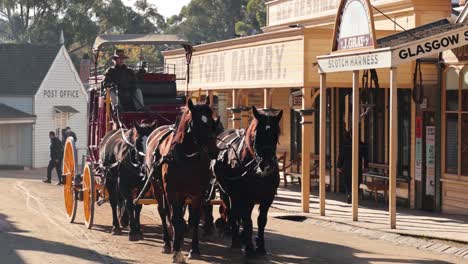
[145,99,219,263]
[99,121,157,241]
[213,106,282,257]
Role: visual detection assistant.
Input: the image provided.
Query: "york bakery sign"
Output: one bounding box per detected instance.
[394,28,468,63]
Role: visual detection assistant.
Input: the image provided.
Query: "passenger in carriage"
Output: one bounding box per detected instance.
[103,49,145,111]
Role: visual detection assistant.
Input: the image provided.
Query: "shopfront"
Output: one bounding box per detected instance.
[164,0,463,220]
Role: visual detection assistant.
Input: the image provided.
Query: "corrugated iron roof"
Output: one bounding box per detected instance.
[0,103,36,119]
[0,44,60,96]
[377,19,468,48]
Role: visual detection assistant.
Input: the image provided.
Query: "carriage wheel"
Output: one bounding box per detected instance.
[62,137,78,223]
[82,162,95,229]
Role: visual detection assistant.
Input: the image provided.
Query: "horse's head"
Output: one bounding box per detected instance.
[250,106,283,177]
[186,99,220,159]
[134,120,158,158]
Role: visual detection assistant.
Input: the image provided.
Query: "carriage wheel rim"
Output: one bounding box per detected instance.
[83,162,95,229]
[63,138,77,222]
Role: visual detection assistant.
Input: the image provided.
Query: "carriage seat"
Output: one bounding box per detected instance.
[139,73,176,82]
[136,78,181,105]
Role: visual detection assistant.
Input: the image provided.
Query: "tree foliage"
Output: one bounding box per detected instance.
[0,0,166,63]
[0,0,270,64]
[165,0,267,43]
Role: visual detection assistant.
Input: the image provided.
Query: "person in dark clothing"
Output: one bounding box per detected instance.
[336,129,368,204]
[43,131,64,185]
[103,49,144,111]
[64,127,77,143]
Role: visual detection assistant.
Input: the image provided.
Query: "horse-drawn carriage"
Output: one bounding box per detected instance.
[62,33,284,263]
[62,34,193,229]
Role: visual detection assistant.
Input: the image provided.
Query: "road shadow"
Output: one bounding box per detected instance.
[120,219,452,264]
[0,213,131,264]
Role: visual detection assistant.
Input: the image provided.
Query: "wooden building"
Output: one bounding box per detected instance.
[164,0,467,221]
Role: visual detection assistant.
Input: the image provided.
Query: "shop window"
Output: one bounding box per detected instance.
[446,113,458,174]
[446,68,459,111]
[462,114,468,176]
[398,90,411,178]
[443,67,468,177]
[462,69,468,111]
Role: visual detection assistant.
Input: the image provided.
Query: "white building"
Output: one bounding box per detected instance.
[0,44,88,168]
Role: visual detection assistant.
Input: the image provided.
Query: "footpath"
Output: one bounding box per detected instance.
[272,184,468,259]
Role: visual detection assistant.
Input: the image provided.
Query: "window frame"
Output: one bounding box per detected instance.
[442,65,468,180]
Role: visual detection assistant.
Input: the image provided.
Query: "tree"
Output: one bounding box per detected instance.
[166,0,248,44]
[0,0,65,42]
[165,0,268,43]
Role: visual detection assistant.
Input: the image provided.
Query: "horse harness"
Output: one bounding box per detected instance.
[215,129,262,181]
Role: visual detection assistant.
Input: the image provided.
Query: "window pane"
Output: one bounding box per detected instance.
[446,68,459,111]
[462,69,468,111]
[462,114,468,176]
[446,114,458,174]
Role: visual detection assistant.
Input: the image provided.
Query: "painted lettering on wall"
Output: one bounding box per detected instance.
[168,43,293,85]
[268,0,341,27]
[231,44,287,82]
[43,90,80,98]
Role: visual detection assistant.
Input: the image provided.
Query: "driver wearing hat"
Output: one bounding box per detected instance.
[103,49,144,111]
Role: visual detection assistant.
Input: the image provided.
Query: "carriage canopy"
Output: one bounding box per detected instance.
[93,34,192,51]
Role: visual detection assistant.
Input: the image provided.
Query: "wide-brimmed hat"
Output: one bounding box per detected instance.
[112,49,129,59]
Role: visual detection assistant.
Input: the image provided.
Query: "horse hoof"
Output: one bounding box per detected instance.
[137,233,144,241]
[111,227,122,235]
[172,251,186,263]
[162,245,172,254]
[188,249,201,260]
[129,233,140,241]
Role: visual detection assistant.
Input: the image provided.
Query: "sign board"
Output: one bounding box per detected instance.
[317,49,391,73]
[166,39,304,90]
[425,126,436,196]
[392,27,468,65]
[415,117,423,181]
[42,90,81,99]
[332,0,376,52]
[267,0,340,27]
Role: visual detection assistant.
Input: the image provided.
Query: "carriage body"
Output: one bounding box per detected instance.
[63,34,192,228]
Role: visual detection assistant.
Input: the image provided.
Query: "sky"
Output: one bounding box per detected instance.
[123,0,191,18]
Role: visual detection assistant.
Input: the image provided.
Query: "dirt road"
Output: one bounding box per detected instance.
[0,168,465,264]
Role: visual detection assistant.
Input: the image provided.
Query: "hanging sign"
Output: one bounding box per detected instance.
[415,117,422,181]
[332,0,376,52]
[425,126,436,196]
[392,28,468,65]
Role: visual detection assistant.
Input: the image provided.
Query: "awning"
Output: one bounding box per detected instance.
[93,34,192,51]
[54,106,79,114]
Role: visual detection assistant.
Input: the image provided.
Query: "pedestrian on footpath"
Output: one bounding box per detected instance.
[64,126,77,143]
[43,131,64,185]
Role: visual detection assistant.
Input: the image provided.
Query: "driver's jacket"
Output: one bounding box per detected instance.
[103,65,136,109]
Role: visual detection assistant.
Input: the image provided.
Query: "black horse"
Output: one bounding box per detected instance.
[99,121,157,241]
[213,106,282,257]
[145,99,219,263]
